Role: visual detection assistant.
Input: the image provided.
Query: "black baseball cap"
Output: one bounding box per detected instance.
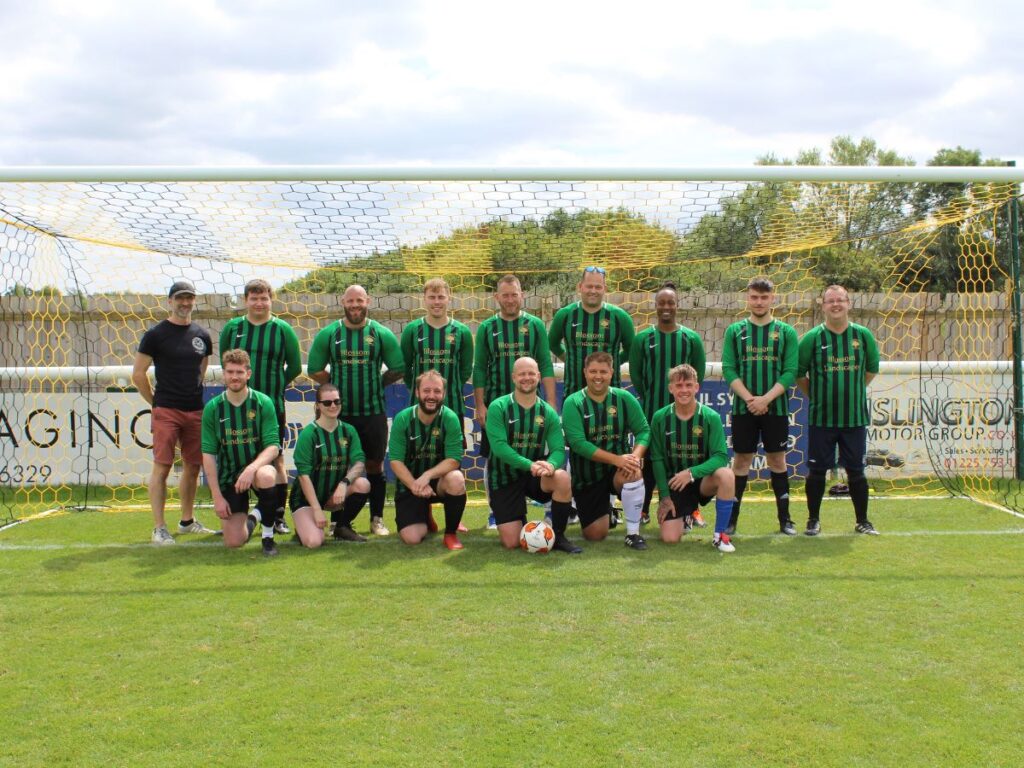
[168,279,198,298]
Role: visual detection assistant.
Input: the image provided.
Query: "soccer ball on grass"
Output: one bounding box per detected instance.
[520,520,555,553]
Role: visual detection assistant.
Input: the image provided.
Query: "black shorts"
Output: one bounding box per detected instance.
[807,425,867,472]
[345,413,388,464]
[394,479,442,530]
[219,485,252,515]
[479,430,490,459]
[572,473,617,528]
[288,479,332,513]
[664,484,713,520]
[731,413,790,455]
[489,475,552,526]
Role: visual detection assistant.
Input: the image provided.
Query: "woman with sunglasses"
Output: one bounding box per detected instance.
[289,383,371,548]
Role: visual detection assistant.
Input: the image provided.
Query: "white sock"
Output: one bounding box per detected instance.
[621,479,644,536]
[262,524,275,539]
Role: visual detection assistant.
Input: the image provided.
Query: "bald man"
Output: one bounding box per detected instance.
[308,284,405,536]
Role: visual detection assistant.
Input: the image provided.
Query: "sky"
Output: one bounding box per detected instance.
[2,0,1023,293]
[1,0,1022,169]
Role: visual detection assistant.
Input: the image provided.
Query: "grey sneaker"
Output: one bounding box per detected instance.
[370,516,390,536]
[152,526,175,545]
[780,520,798,536]
[855,521,880,536]
[273,520,291,535]
[805,519,821,536]
[178,519,216,535]
[333,525,367,543]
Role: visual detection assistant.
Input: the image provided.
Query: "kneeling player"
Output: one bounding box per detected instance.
[650,364,736,552]
[201,349,282,556]
[389,371,468,549]
[290,383,371,548]
[486,357,579,553]
[562,352,651,549]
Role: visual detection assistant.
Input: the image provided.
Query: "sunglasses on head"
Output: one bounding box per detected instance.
[318,398,342,407]
[583,266,606,275]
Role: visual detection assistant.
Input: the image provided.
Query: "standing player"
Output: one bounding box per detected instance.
[308,284,405,537]
[400,277,473,534]
[401,278,474,417]
[474,274,557,528]
[796,284,881,536]
[201,349,282,556]
[389,371,468,550]
[289,383,371,548]
[628,281,706,526]
[562,352,650,549]
[548,266,635,401]
[219,279,301,535]
[132,278,216,545]
[721,277,799,536]
[485,357,578,553]
[650,364,736,552]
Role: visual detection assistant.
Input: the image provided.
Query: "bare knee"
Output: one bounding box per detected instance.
[731,454,753,476]
[351,477,370,494]
[442,470,466,496]
[400,528,426,545]
[765,452,787,474]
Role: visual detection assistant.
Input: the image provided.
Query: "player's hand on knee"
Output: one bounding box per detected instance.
[214,497,231,520]
[657,497,674,525]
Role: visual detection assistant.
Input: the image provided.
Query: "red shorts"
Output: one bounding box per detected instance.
[151,407,203,466]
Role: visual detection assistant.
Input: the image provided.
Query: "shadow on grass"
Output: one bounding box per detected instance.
[23,527,1014,601]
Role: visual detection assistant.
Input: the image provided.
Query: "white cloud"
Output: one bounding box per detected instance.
[0,0,1020,168]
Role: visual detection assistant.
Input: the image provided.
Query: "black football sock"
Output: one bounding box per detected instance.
[806,471,827,521]
[770,471,791,523]
[367,473,386,519]
[442,494,467,534]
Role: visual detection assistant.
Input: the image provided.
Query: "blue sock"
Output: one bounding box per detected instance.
[714,498,735,534]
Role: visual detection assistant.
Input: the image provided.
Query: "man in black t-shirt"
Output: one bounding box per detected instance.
[132,279,216,545]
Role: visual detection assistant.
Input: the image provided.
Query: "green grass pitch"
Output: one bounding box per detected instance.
[2,496,1023,767]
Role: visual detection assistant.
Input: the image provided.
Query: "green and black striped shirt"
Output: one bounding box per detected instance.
[628,325,706,422]
[649,403,729,498]
[561,387,651,489]
[484,394,565,490]
[400,317,474,415]
[219,315,302,413]
[307,319,405,418]
[548,302,635,397]
[291,421,365,506]
[721,318,799,416]
[388,405,465,498]
[797,323,880,428]
[473,312,555,406]
[201,388,280,488]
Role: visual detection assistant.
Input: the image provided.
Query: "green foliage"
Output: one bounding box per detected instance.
[278,137,1017,297]
[908,146,1012,293]
[3,500,1024,767]
[280,208,680,295]
[3,283,62,297]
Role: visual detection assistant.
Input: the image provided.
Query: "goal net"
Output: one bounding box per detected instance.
[0,167,1021,523]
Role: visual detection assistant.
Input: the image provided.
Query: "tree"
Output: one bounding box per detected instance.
[908,146,1009,293]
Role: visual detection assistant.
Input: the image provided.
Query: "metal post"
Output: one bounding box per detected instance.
[1008,161,1024,479]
